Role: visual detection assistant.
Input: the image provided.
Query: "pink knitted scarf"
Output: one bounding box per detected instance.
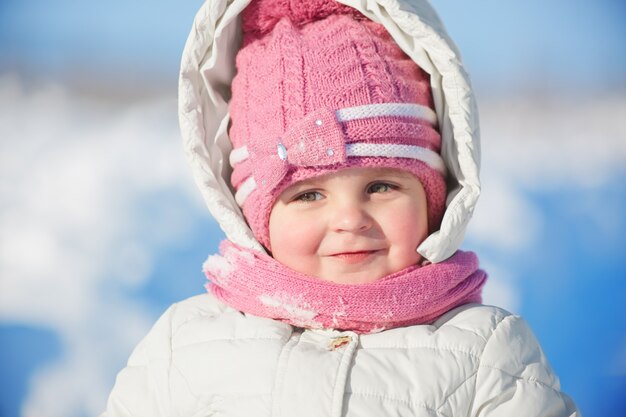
[204,240,487,333]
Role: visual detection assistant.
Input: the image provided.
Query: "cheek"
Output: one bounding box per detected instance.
[382,200,429,256]
[268,208,321,261]
[389,217,427,249]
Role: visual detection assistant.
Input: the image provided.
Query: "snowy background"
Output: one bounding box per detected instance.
[1,1,625,416]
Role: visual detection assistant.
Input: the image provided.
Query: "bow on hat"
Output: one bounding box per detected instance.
[245,107,347,193]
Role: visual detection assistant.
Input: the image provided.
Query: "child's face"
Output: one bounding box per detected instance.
[268,167,428,284]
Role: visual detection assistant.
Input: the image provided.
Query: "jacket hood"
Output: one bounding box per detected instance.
[178,0,481,263]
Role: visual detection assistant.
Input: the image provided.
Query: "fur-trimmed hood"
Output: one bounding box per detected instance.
[178,0,481,263]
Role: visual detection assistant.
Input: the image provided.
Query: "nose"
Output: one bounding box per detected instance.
[330,199,373,233]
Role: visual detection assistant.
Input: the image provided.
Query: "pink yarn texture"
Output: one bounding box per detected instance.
[204,240,487,333]
[242,0,364,36]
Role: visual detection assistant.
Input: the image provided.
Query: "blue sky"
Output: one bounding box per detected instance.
[436,1,626,90]
[1,1,625,416]
[1,0,625,90]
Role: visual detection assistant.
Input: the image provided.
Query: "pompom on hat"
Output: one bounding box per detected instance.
[229,0,447,250]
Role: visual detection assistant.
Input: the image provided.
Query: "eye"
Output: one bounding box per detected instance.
[294,191,323,202]
[367,182,397,194]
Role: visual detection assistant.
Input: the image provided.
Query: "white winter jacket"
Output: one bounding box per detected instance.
[103,0,580,415]
[104,294,578,417]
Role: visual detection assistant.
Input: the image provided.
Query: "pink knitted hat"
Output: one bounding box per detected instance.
[229,0,447,249]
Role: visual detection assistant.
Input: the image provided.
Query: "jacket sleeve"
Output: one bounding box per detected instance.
[470,314,581,417]
[100,303,179,417]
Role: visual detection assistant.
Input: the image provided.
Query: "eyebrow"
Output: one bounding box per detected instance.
[283,180,319,193]
[288,170,409,192]
[365,168,415,180]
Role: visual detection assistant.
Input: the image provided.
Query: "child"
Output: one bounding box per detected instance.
[103,0,580,416]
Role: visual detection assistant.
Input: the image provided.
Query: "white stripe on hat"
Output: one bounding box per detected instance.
[234,176,257,206]
[229,145,250,167]
[346,143,446,175]
[336,103,437,125]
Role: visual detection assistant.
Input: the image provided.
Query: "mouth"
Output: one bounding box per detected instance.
[328,250,380,264]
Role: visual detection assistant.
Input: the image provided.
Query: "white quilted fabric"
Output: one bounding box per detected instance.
[103,293,579,417]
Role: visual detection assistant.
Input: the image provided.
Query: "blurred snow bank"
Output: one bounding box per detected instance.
[0,74,204,417]
[470,91,626,250]
[468,92,626,311]
[480,94,626,187]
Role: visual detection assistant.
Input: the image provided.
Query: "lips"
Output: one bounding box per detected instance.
[328,250,380,264]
